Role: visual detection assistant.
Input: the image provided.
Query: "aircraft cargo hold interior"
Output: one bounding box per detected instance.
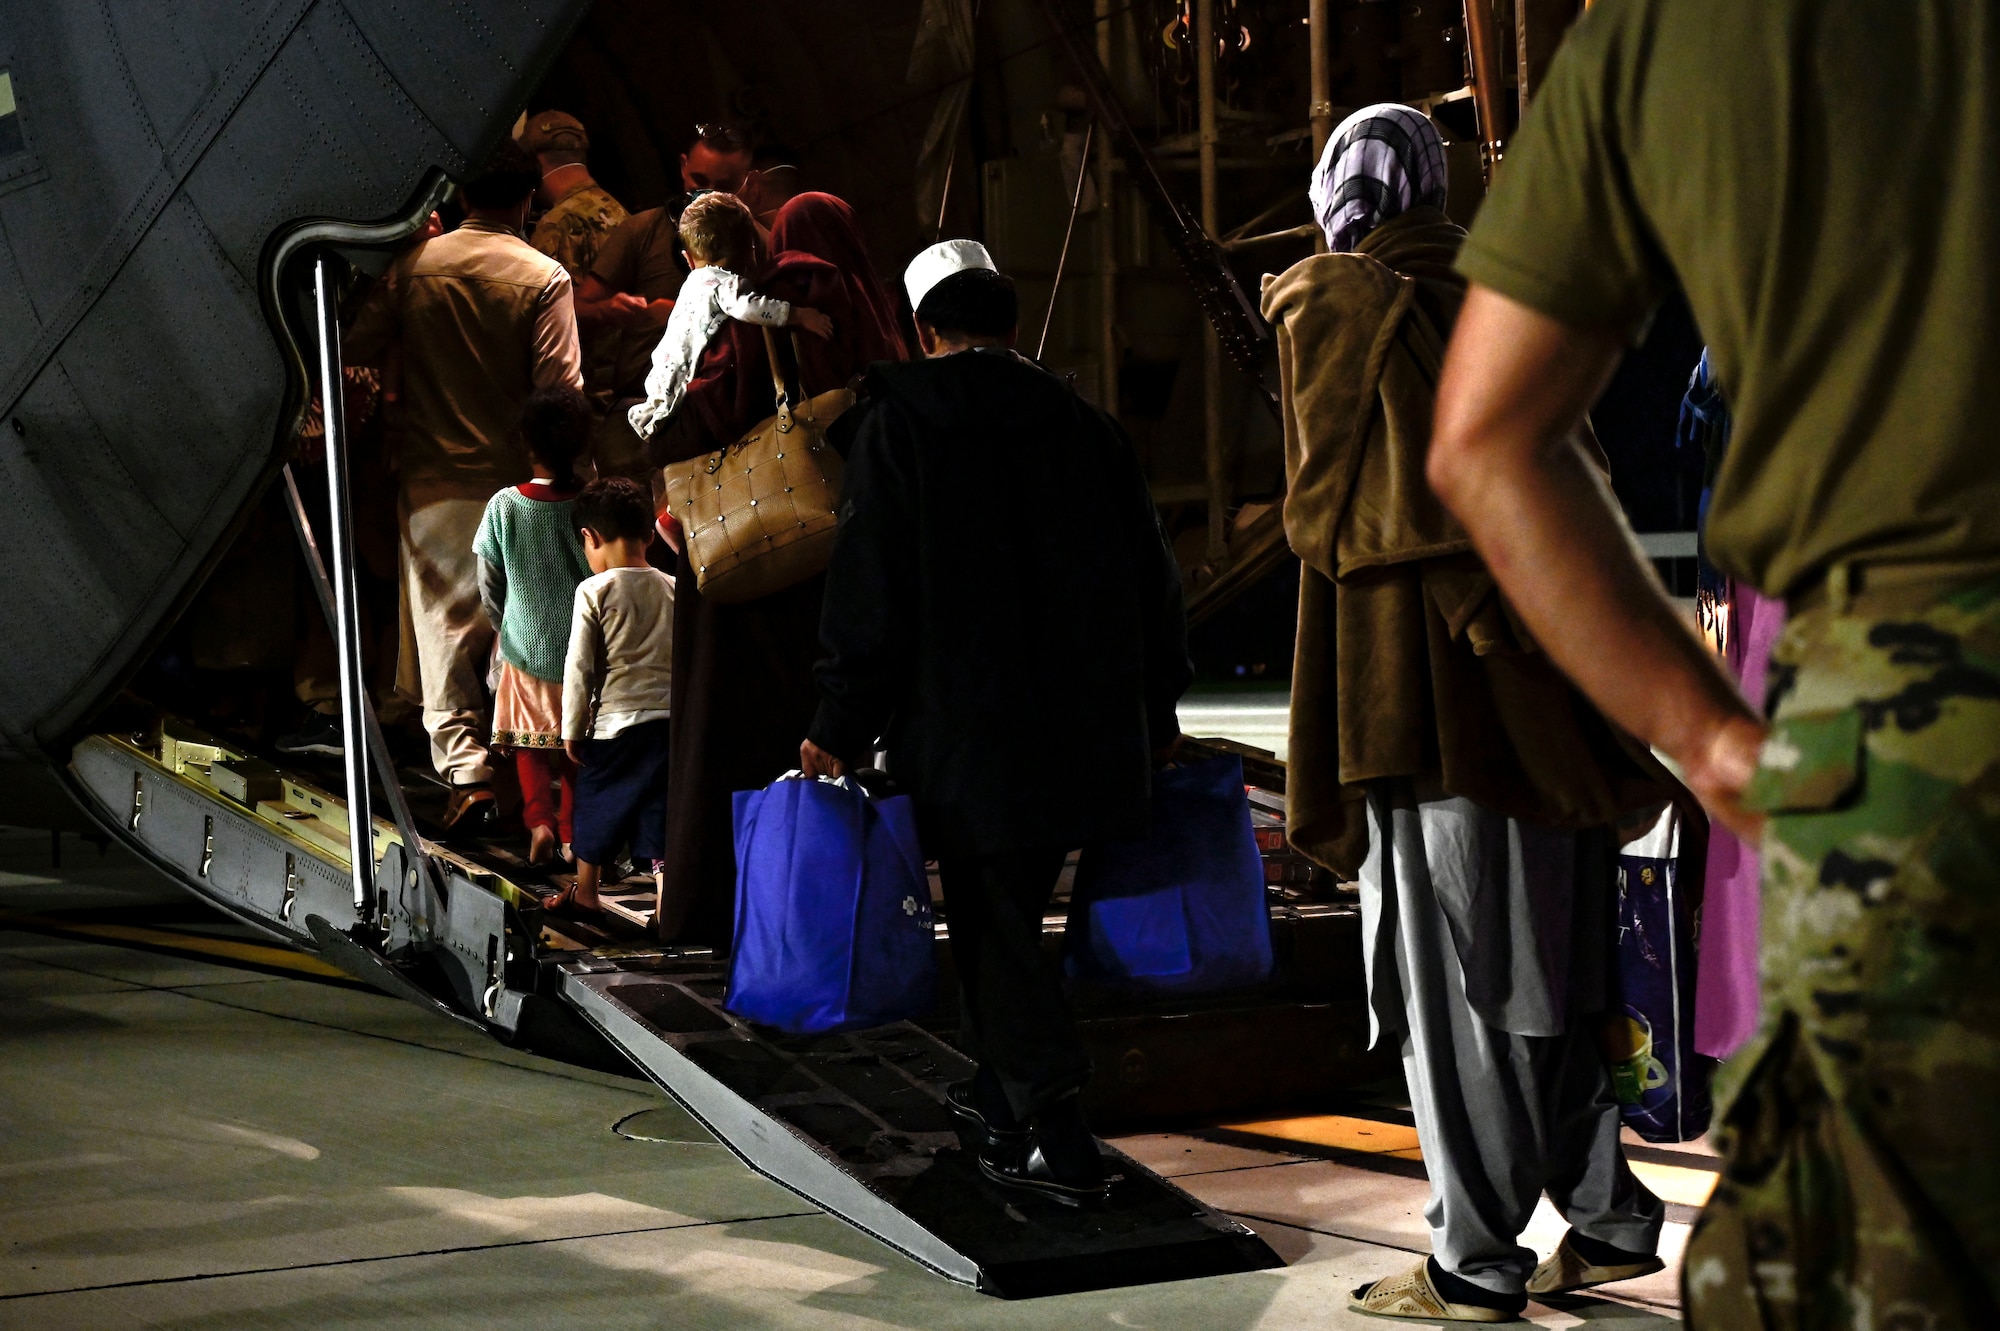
[0,0,1751,1325]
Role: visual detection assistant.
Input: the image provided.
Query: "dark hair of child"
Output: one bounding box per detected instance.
[520,385,590,491]
[575,477,655,544]
[916,268,1019,339]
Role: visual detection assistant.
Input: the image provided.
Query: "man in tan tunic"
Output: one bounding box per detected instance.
[347,141,583,829]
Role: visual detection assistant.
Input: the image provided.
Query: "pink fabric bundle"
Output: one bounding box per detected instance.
[1693,585,1785,1059]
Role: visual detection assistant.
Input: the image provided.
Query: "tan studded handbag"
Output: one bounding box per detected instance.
[661,327,853,604]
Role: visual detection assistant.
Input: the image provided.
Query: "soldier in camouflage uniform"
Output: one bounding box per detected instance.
[1688,569,2000,1327]
[518,111,627,417]
[1424,0,2000,1324]
[517,110,627,284]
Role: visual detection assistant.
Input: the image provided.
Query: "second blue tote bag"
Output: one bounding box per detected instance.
[1065,754,1275,993]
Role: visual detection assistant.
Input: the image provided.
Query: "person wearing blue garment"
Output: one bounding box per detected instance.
[799,240,1191,1208]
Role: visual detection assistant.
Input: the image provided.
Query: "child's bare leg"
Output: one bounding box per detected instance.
[574,859,602,910]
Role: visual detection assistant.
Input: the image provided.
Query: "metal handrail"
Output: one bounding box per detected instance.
[310,255,374,921]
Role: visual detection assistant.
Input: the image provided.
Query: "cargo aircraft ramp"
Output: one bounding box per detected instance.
[68,717,1287,1298]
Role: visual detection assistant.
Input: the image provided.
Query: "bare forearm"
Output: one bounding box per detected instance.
[1431,286,1765,833]
[1440,422,1750,760]
[574,274,618,329]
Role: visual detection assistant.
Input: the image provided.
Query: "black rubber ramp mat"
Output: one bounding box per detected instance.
[561,960,1284,1297]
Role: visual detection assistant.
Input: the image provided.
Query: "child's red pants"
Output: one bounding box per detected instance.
[515,748,575,843]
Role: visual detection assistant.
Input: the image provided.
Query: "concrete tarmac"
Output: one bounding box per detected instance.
[0,827,1690,1329]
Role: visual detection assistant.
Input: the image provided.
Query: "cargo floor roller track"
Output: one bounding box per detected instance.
[63,722,1285,1298]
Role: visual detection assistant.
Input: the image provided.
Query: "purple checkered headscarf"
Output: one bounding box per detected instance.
[1309,103,1449,253]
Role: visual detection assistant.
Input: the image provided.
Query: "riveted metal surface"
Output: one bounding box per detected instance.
[70,734,355,940]
[0,0,587,758]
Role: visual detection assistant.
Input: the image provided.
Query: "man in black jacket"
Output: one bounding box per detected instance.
[801,251,1191,1205]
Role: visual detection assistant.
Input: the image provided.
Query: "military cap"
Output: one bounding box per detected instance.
[517,109,588,156]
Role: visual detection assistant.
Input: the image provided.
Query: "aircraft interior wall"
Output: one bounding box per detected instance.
[101,0,1711,778]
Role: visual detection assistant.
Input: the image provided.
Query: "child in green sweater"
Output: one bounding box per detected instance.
[473,387,595,864]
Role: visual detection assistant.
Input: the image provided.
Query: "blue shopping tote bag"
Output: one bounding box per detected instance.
[1066,754,1274,993]
[726,773,936,1034]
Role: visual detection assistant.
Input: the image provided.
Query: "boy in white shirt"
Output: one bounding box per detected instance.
[552,477,677,923]
[626,191,832,440]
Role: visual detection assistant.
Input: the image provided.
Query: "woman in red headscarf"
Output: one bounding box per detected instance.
[643,190,905,946]
[769,192,909,364]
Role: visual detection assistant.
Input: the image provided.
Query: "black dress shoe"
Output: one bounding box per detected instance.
[945,1080,1029,1152]
[976,1136,1109,1208]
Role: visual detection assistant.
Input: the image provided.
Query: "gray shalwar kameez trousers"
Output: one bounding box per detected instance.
[1361,777,1665,1296]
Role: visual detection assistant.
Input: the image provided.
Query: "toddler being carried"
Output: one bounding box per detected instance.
[627,191,832,439]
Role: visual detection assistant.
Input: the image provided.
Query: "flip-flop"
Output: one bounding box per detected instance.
[543,889,604,921]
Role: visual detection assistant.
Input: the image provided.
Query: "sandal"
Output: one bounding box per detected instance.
[1525,1231,1664,1296]
[541,887,602,920]
[1349,1259,1521,1323]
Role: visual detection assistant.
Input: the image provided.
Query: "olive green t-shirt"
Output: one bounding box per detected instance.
[1458,0,2000,598]
[590,206,689,397]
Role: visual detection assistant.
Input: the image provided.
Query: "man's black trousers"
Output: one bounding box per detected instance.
[936,848,1092,1121]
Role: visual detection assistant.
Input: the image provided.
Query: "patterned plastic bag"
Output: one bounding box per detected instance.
[1602,800,1717,1143]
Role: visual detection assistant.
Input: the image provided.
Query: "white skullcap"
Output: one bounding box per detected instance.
[904,239,997,313]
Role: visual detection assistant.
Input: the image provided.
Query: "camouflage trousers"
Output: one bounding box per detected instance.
[1685,572,2000,1329]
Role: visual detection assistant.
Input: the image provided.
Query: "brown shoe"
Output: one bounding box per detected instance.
[442,783,499,833]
